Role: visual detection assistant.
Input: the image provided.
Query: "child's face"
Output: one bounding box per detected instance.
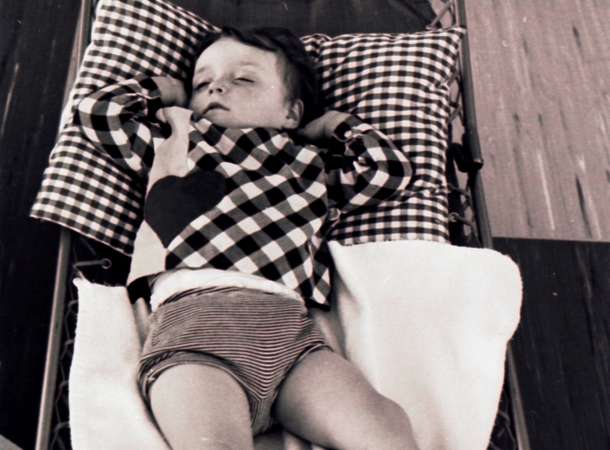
[190,37,302,129]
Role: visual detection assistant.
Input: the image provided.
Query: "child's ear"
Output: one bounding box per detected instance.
[283,99,304,130]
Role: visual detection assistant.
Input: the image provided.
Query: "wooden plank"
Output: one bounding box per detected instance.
[460,1,610,240]
[0,1,79,448]
[494,238,610,450]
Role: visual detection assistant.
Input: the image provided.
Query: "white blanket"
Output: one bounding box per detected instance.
[327,240,522,450]
[69,240,521,450]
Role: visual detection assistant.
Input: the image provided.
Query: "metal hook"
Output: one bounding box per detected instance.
[73,258,112,270]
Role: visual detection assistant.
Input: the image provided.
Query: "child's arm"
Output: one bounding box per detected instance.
[300,111,412,212]
[74,76,185,178]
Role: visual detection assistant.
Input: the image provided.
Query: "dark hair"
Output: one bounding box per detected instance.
[187,26,321,125]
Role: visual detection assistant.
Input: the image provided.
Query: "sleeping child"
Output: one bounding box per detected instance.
[75,26,418,450]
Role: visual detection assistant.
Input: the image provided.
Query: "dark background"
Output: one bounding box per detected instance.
[0,2,79,448]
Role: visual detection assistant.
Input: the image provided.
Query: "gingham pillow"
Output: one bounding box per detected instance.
[31,0,463,254]
[304,32,463,244]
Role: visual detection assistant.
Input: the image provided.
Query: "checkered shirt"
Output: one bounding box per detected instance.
[74,77,411,305]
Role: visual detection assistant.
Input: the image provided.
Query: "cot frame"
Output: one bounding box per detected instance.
[34,1,530,449]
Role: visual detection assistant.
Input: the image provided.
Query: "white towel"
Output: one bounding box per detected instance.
[69,279,169,450]
[328,240,522,450]
[68,240,521,450]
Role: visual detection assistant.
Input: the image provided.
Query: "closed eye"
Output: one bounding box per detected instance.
[234,77,254,84]
[194,81,210,91]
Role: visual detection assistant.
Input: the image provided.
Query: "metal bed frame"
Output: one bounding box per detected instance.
[34,1,530,448]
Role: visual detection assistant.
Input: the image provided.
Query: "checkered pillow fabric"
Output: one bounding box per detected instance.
[303,30,463,244]
[32,0,218,253]
[31,0,463,255]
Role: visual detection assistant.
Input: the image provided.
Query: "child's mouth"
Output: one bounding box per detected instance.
[203,102,229,115]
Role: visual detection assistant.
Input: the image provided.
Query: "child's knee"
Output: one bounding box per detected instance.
[337,396,419,450]
[160,431,253,450]
[194,437,244,450]
[358,397,418,450]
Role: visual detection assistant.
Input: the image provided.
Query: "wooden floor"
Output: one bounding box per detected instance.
[494,238,610,450]
[462,0,610,241]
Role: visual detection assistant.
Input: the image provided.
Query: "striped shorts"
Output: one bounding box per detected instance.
[137,287,329,434]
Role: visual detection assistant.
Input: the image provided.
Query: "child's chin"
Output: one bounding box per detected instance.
[201,111,272,129]
[209,118,257,129]
[203,113,243,128]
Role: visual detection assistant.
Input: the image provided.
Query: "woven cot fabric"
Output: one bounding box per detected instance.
[30,0,464,255]
[75,77,411,304]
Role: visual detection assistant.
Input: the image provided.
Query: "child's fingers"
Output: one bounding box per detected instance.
[297,119,325,140]
[155,108,168,123]
[152,76,187,106]
[298,111,349,140]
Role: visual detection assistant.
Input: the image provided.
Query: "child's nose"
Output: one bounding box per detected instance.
[208,80,227,94]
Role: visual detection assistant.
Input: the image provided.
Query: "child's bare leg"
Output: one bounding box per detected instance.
[149,364,254,450]
[274,349,419,450]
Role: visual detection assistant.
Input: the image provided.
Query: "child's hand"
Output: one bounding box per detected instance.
[152,77,187,107]
[298,110,351,141]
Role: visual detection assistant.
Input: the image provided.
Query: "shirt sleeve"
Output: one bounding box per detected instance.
[74,76,167,178]
[326,115,412,212]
